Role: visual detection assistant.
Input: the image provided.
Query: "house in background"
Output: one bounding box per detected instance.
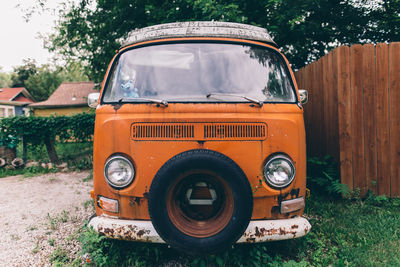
[29,82,97,116]
[0,87,35,117]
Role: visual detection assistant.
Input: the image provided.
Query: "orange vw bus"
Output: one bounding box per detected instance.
[88,21,311,254]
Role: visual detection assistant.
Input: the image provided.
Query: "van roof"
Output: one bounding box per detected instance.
[121,21,276,48]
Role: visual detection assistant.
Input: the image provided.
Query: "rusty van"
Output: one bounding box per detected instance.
[87,21,311,254]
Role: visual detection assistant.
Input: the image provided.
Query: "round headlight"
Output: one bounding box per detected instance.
[263,155,295,188]
[104,155,135,188]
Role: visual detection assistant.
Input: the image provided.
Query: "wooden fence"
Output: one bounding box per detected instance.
[295,43,400,197]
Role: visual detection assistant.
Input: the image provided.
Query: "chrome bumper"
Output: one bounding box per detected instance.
[88,216,311,243]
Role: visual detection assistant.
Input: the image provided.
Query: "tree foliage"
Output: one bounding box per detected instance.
[11,58,38,88]
[0,70,12,88]
[24,66,63,101]
[43,0,399,81]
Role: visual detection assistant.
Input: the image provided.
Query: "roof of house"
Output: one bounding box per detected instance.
[122,21,276,48]
[0,87,35,105]
[30,82,97,108]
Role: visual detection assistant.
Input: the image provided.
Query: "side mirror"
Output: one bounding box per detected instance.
[88,92,100,108]
[299,89,308,105]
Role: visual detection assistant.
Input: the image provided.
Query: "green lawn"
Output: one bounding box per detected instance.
[73,194,400,267]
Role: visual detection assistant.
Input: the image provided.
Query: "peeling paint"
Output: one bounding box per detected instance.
[98,224,153,242]
[89,217,165,243]
[237,217,311,243]
[89,216,311,244]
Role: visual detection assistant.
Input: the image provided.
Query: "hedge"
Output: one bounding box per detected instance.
[0,113,95,163]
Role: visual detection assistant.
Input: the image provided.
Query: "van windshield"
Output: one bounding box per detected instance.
[102,42,296,103]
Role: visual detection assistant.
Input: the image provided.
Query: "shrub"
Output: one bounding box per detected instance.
[307,156,351,198]
[0,113,95,164]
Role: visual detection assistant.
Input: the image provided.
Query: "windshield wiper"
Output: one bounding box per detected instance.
[118,97,168,107]
[206,93,263,107]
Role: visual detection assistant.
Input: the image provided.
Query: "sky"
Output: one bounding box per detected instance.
[0,0,65,72]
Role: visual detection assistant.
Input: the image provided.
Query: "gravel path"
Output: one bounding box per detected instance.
[0,171,94,266]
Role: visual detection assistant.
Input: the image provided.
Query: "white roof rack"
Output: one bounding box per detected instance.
[122,21,275,48]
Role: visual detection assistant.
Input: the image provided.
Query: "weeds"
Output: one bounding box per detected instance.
[60,210,69,223]
[48,213,57,231]
[0,165,54,179]
[76,227,310,266]
[83,199,94,210]
[48,238,55,246]
[307,156,351,198]
[47,210,69,231]
[10,234,20,241]
[82,170,93,182]
[27,225,38,231]
[32,243,40,254]
[50,246,70,265]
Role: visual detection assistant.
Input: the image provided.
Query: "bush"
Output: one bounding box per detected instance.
[0,113,95,145]
[307,156,351,198]
[0,113,95,164]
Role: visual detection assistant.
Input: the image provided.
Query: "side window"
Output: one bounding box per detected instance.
[7,108,14,117]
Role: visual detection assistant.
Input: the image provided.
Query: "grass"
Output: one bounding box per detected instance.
[74,193,400,266]
[48,238,56,246]
[302,194,400,266]
[17,142,93,163]
[50,246,70,265]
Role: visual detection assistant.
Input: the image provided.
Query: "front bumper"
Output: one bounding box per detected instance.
[88,216,311,243]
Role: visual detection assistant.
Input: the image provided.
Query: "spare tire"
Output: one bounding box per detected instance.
[148,149,253,254]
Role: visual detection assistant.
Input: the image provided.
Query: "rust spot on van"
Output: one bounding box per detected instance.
[97,224,152,242]
[137,230,146,237]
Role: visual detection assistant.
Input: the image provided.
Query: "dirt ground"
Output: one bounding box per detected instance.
[0,171,93,266]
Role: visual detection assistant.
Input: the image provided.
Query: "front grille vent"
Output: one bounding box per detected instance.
[203,123,266,140]
[131,122,267,141]
[132,123,194,140]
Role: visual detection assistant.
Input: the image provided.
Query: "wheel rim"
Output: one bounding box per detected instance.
[166,170,234,238]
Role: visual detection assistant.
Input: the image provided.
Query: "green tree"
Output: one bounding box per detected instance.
[11,58,38,88]
[369,0,400,42]
[262,0,373,68]
[24,65,62,101]
[0,68,12,88]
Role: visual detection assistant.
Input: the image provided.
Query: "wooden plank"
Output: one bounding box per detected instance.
[320,56,327,157]
[305,63,316,156]
[376,43,391,196]
[321,55,330,158]
[297,68,306,95]
[389,42,400,197]
[299,66,315,158]
[350,44,365,193]
[330,51,340,163]
[363,44,378,195]
[323,52,340,162]
[312,59,325,157]
[335,46,353,190]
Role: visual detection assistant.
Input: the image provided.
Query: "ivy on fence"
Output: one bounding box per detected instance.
[0,113,95,164]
